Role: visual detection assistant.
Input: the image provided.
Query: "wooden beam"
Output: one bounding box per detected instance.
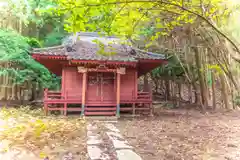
[81,69,87,116]
[88,68,117,72]
[71,60,137,67]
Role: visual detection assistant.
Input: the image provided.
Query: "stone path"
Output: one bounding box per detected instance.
[86,121,142,160]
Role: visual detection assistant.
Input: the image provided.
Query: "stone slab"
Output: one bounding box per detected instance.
[87,124,98,131]
[87,130,95,136]
[87,146,103,160]
[85,116,118,121]
[105,123,120,133]
[87,135,103,145]
[106,132,124,139]
[111,139,133,149]
[116,149,142,160]
[87,139,103,145]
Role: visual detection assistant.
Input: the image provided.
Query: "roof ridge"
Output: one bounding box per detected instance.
[33,45,65,51]
[76,32,117,38]
[133,48,165,58]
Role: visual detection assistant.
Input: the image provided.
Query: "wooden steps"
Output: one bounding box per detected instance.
[85,106,116,116]
[85,111,116,116]
[85,107,116,111]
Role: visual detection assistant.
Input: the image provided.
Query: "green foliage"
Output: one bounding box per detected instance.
[152,55,185,78]
[234,95,240,106]
[27,37,42,48]
[43,27,67,47]
[2,0,65,46]
[0,28,58,88]
[52,0,231,42]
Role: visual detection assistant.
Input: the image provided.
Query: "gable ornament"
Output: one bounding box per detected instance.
[117,67,126,74]
[77,66,87,73]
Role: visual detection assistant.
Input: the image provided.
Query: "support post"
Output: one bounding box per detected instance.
[116,67,125,117]
[149,103,153,116]
[132,103,136,116]
[78,66,88,116]
[149,82,153,116]
[116,72,120,117]
[64,103,67,116]
[81,71,87,116]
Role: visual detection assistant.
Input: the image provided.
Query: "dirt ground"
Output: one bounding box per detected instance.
[116,107,240,160]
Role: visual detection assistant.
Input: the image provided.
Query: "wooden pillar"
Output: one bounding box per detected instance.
[78,66,88,116]
[116,67,125,117]
[132,103,136,115]
[81,72,87,116]
[64,103,67,116]
[149,82,153,116]
[116,72,121,117]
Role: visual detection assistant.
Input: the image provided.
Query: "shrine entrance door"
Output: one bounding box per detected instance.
[86,72,115,103]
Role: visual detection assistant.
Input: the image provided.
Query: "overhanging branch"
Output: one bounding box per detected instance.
[57,0,240,62]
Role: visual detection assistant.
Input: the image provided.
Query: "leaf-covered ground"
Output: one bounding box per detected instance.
[0,107,86,160]
[117,107,240,160]
[2,106,240,160]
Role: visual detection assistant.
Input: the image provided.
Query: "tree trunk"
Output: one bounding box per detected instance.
[0,72,3,100]
[219,73,230,110]
[165,79,171,100]
[38,83,44,100]
[143,74,149,92]
[30,82,37,101]
[177,81,181,107]
[193,47,208,111]
[188,84,192,103]
[8,71,13,100]
[16,85,21,100]
[211,71,217,110]
[192,84,199,104]
[231,84,236,109]
[3,71,8,100]
[177,81,182,100]
[150,73,158,94]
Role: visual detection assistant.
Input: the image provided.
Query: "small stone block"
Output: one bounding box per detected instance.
[116,149,142,160]
[112,139,133,149]
[105,123,120,132]
[87,146,103,160]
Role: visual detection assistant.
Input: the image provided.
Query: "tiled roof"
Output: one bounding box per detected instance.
[32,32,165,62]
[32,45,66,56]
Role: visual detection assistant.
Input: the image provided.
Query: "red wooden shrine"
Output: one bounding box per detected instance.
[32,32,167,117]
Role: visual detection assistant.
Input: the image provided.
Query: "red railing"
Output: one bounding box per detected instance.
[43,88,153,116]
[136,92,152,102]
[43,89,152,104]
[44,89,63,100]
